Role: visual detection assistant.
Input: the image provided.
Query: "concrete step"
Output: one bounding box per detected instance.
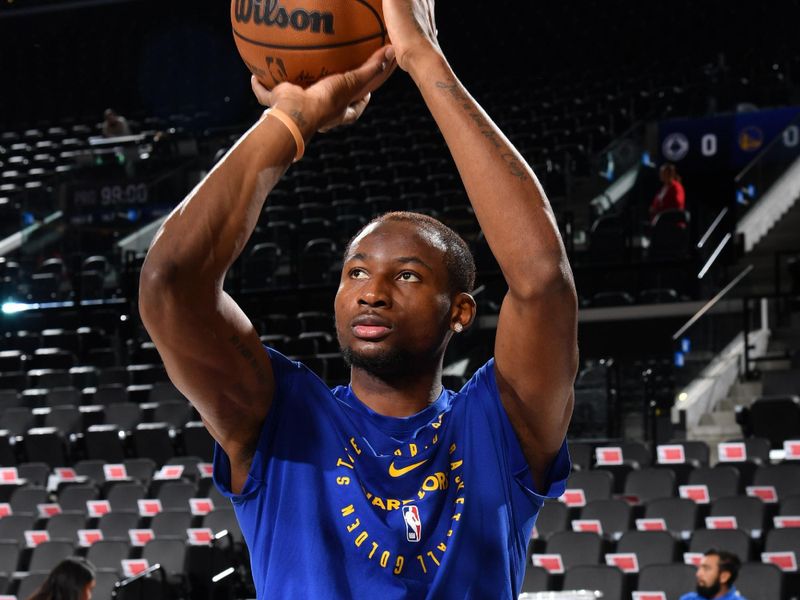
[727,381,761,405]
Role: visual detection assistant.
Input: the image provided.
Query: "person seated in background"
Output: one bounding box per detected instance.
[680,549,747,600]
[650,162,686,224]
[27,557,96,600]
[102,108,131,138]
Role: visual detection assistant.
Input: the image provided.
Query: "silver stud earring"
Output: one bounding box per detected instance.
[453,323,463,333]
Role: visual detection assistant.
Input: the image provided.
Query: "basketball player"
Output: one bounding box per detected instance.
[139,0,577,596]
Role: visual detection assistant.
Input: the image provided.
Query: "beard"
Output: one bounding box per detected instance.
[341,344,416,378]
[696,581,721,599]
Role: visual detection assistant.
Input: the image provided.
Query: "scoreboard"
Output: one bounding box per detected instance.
[658,106,800,172]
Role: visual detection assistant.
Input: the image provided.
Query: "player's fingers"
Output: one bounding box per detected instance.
[337,46,394,102]
[347,93,371,122]
[251,76,273,106]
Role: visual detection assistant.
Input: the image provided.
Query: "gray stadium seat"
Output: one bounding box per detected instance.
[580,498,632,539]
[563,564,625,600]
[687,466,740,501]
[545,531,603,569]
[645,498,698,536]
[736,562,784,600]
[636,563,696,600]
[616,530,677,569]
[566,469,613,503]
[689,528,751,561]
[624,468,675,503]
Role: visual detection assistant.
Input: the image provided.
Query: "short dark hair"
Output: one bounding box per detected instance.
[704,549,740,585]
[29,557,96,600]
[344,211,476,295]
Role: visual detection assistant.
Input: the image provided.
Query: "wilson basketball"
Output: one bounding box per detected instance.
[231,0,387,90]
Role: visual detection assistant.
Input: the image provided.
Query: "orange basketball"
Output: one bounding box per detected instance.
[231,0,387,90]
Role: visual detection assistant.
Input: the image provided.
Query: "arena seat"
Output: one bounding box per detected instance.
[566,469,613,503]
[9,486,48,516]
[86,539,132,574]
[85,424,126,462]
[689,529,752,562]
[563,564,625,599]
[545,531,603,569]
[645,498,699,537]
[150,510,193,539]
[0,541,20,576]
[520,564,551,593]
[580,499,632,539]
[28,539,73,572]
[535,501,569,541]
[98,512,140,542]
[615,530,677,570]
[107,482,146,513]
[45,511,86,543]
[58,483,99,511]
[753,463,800,500]
[15,571,49,600]
[709,496,765,537]
[687,466,740,500]
[749,397,800,448]
[736,562,784,600]
[624,468,675,504]
[636,563,696,600]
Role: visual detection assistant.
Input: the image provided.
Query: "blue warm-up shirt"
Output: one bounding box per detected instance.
[213,348,570,599]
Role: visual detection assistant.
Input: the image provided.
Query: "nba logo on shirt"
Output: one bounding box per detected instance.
[402,505,422,542]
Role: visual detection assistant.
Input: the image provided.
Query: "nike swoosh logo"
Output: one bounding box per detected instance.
[388,459,429,478]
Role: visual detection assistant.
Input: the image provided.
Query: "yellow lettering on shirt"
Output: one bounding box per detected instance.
[427,550,440,566]
[368,542,378,559]
[336,476,350,486]
[437,543,447,552]
[355,531,368,547]
[450,459,463,471]
[371,497,386,510]
[394,555,404,575]
[416,555,427,574]
[409,443,418,457]
[347,518,361,533]
[455,497,464,504]
[449,443,457,454]
[380,551,390,568]
[422,476,439,491]
[349,437,362,455]
[341,505,355,517]
[336,458,354,470]
[386,499,400,511]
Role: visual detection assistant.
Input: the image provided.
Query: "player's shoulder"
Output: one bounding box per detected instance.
[263,346,330,396]
[455,358,497,398]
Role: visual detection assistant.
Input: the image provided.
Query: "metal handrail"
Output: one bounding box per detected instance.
[672,264,754,340]
[697,206,729,250]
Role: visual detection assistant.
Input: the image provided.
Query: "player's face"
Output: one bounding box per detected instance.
[334,220,454,377]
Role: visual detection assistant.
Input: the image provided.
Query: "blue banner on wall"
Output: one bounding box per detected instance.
[658,106,800,171]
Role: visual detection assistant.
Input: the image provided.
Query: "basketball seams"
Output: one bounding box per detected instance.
[351,0,387,45]
[233,27,385,51]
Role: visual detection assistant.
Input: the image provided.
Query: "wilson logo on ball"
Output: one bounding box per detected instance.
[233,0,335,35]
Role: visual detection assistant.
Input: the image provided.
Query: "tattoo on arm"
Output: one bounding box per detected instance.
[229,334,270,387]
[435,80,528,181]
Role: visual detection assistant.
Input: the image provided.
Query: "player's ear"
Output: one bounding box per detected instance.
[450,292,476,332]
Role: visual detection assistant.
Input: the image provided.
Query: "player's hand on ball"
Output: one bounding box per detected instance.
[251,46,396,135]
[382,0,440,71]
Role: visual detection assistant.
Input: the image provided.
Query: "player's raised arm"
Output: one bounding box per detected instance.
[382,0,578,488]
[138,48,395,493]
